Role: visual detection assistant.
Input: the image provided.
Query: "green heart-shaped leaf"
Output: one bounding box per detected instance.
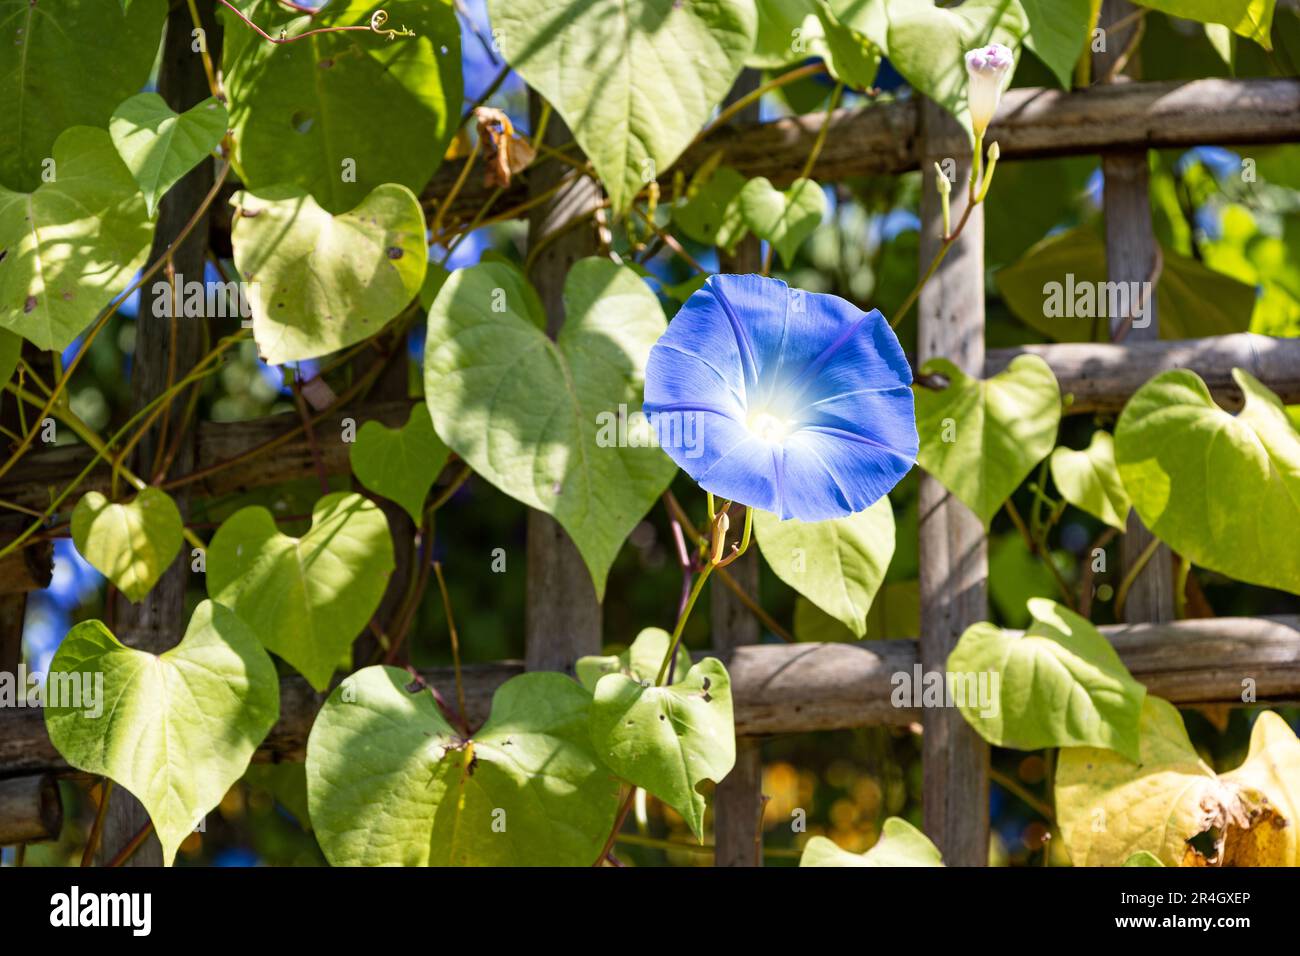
[424,259,676,599]
[739,177,826,269]
[800,817,943,866]
[831,0,1026,136]
[71,487,184,604]
[1056,697,1226,867]
[590,657,735,840]
[1018,0,1091,89]
[755,497,895,638]
[221,0,462,213]
[1115,368,1300,595]
[995,225,1255,343]
[0,127,152,352]
[948,598,1146,759]
[349,404,450,523]
[1049,431,1131,531]
[231,184,427,365]
[44,601,279,866]
[110,93,228,218]
[206,491,396,690]
[488,0,755,214]
[1133,0,1275,47]
[749,0,880,89]
[307,668,620,865]
[914,354,1061,527]
[673,166,749,253]
[1123,851,1165,867]
[0,0,165,191]
[576,627,689,693]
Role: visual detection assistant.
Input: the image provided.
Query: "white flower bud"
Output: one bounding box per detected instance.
[965,43,1014,138]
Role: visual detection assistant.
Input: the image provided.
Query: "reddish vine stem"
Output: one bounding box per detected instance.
[215,1,404,44]
[106,822,155,868]
[80,780,114,867]
[291,371,331,495]
[592,788,639,867]
[431,561,469,735]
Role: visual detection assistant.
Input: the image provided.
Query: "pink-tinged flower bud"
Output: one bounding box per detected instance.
[965,43,1014,137]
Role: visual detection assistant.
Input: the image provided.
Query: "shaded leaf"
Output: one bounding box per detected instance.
[349,404,450,523]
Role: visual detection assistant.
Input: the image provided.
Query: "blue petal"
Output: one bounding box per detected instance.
[644,274,917,521]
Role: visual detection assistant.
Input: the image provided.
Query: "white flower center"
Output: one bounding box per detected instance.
[747,410,794,444]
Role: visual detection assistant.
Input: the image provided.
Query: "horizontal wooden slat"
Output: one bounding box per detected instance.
[3,616,1296,776]
[4,335,1296,521]
[986,333,1300,414]
[427,78,1300,224]
[0,774,62,844]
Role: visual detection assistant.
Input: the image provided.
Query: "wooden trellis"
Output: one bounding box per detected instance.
[3,0,1300,864]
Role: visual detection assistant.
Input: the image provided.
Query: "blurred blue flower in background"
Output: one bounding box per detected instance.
[643,274,917,521]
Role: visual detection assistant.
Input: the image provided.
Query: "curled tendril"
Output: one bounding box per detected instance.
[370,10,415,40]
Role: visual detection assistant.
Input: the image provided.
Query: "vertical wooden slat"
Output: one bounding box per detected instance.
[100,1,222,866]
[1095,0,1175,624]
[916,99,990,866]
[524,98,602,673]
[710,71,767,868]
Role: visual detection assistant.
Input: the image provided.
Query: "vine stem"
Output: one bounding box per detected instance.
[431,561,468,734]
[106,821,154,868]
[0,159,232,489]
[655,564,713,687]
[0,337,237,562]
[761,81,844,275]
[693,62,828,146]
[80,780,114,867]
[990,767,1054,822]
[215,1,401,44]
[592,787,639,867]
[1114,535,1161,621]
[1003,498,1076,611]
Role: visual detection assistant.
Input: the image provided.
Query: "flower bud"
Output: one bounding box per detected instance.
[965,43,1014,138]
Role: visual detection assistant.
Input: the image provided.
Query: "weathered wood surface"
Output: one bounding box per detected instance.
[709,71,769,869]
[0,774,62,845]
[916,98,990,867]
[9,614,1295,773]
[523,102,603,675]
[423,78,1300,225]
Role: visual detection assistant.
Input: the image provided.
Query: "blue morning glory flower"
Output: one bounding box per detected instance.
[643,274,917,522]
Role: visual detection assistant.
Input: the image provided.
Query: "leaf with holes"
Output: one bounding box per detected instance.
[576,627,690,693]
[307,667,619,865]
[44,602,279,866]
[1115,368,1300,596]
[488,0,755,214]
[1056,697,1239,866]
[206,492,395,690]
[755,498,894,638]
[0,127,152,352]
[914,355,1061,527]
[221,0,461,212]
[590,657,735,841]
[110,93,228,218]
[71,488,184,604]
[0,0,165,191]
[230,184,427,365]
[739,177,827,268]
[424,259,675,599]
[1050,431,1131,531]
[349,404,450,523]
[1220,712,1300,866]
[800,817,943,866]
[948,598,1146,758]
